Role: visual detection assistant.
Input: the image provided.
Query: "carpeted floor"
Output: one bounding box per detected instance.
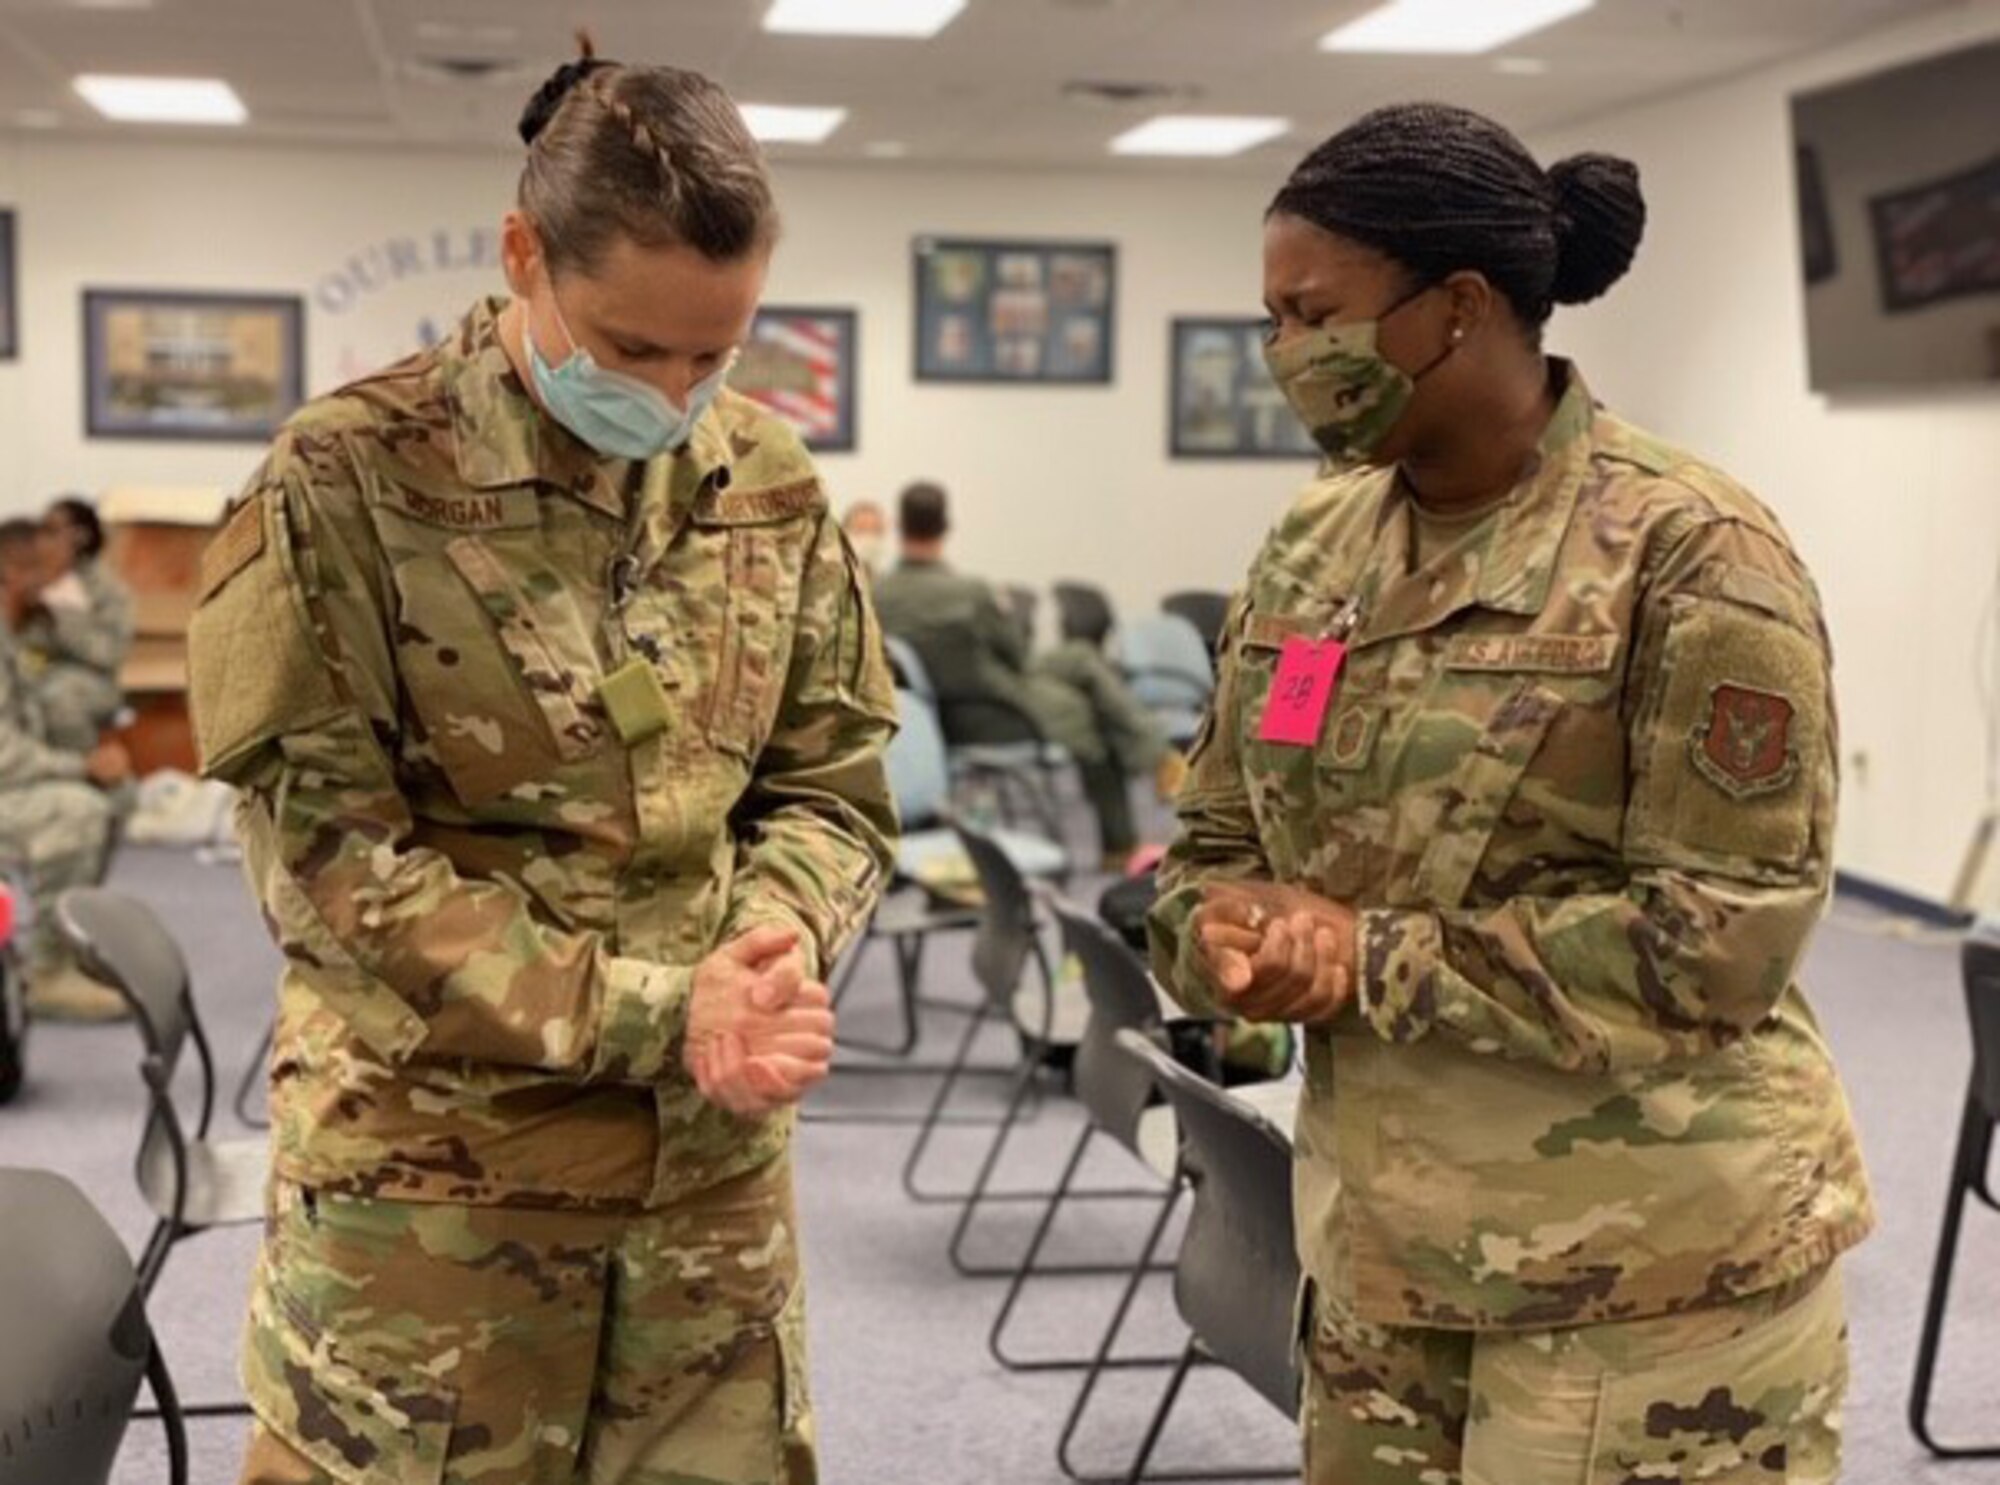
[2,832,1996,1484]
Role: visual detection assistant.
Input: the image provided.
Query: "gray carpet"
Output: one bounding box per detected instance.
[3,836,1997,1484]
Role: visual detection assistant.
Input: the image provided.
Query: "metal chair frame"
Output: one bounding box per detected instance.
[1910,934,2000,1458]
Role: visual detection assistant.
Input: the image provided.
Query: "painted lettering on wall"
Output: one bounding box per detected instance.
[314,227,502,315]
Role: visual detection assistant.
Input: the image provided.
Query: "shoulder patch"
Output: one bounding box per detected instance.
[693,478,823,527]
[198,500,266,602]
[1693,684,1798,798]
[378,483,538,533]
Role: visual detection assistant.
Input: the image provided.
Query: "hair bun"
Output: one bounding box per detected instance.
[518,54,612,146]
[1547,152,1645,305]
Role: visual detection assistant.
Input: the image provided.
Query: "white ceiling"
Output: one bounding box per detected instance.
[0,0,1964,169]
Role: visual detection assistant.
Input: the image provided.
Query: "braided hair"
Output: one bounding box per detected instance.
[517,31,777,274]
[1271,103,1645,329]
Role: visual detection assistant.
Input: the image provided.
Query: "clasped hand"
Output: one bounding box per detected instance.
[683,925,835,1118]
[1191,881,1358,1026]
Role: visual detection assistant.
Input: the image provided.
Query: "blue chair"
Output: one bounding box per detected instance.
[886,633,1070,841]
[814,688,1067,1105]
[1115,614,1213,748]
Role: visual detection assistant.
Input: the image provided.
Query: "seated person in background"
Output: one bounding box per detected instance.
[19,496,134,752]
[0,519,132,1022]
[873,482,1185,871]
[841,498,890,577]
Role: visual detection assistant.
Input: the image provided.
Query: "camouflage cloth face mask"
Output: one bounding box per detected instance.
[1263,284,1452,470]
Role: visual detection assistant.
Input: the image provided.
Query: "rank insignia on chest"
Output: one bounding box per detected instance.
[1691,683,1798,798]
[1324,705,1380,771]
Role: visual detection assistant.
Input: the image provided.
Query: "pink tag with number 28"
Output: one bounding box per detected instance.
[1257,636,1347,747]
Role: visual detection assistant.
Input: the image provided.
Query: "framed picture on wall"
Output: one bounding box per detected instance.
[728,305,858,452]
[0,209,17,361]
[83,288,306,442]
[1169,317,1318,460]
[1795,145,1837,287]
[913,237,1115,384]
[1869,156,2000,314]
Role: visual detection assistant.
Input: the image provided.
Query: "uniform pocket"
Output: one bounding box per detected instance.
[1586,1268,1847,1485]
[706,528,791,760]
[442,536,608,763]
[1411,680,1562,909]
[241,1252,457,1485]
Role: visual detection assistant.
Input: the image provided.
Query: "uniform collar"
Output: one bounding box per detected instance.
[441,296,734,521]
[1354,360,1596,648]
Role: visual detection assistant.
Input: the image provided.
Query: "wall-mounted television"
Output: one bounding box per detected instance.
[1790,40,2000,393]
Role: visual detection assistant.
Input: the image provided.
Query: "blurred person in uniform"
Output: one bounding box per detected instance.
[0,519,131,1022]
[1151,104,1871,1484]
[187,36,897,1485]
[873,481,1184,870]
[16,495,135,751]
[840,498,889,578]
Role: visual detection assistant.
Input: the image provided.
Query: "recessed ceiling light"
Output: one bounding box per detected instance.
[1111,115,1290,158]
[1320,0,1594,55]
[1494,55,1550,75]
[865,140,911,158]
[738,104,849,144]
[764,0,967,39]
[74,75,247,125]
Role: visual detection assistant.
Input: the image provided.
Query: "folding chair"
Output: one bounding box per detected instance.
[1161,591,1230,655]
[1111,1028,1302,1483]
[1910,932,2000,1458]
[0,1167,187,1485]
[814,689,1065,1111]
[986,899,1189,1383]
[910,825,1179,1288]
[885,633,1068,840]
[1113,614,1213,748]
[898,816,1068,1221]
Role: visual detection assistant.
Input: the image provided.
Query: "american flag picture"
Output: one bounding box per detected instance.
[730,305,858,452]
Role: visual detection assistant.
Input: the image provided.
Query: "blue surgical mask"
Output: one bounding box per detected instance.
[527,298,733,461]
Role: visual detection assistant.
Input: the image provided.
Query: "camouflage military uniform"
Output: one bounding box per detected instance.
[188,298,898,1485]
[20,558,134,750]
[0,622,112,979]
[1150,365,1872,1483]
[872,558,1166,853]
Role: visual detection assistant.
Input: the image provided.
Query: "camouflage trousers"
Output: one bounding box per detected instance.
[1026,644,1169,857]
[238,1153,814,1485]
[1302,1264,1848,1485]
[0,780,112,972]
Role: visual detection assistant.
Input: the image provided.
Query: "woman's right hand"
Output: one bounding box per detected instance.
[683,926,836,1118]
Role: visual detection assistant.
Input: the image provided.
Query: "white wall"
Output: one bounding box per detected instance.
[3,0,1996,899]
[0,134,1295,621]
[1539,0,2000,900]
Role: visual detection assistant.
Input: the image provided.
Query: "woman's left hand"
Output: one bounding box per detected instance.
[1193,882,1358,1026]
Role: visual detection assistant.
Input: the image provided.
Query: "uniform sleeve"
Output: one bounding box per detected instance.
[188,443,702,1083]
[979,582,1030,671]
[1147,592,1269,1015]
[718,516,900,978]
[1355,517,1837,1073]
[44,569,134,675]
[0,655,87,784]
